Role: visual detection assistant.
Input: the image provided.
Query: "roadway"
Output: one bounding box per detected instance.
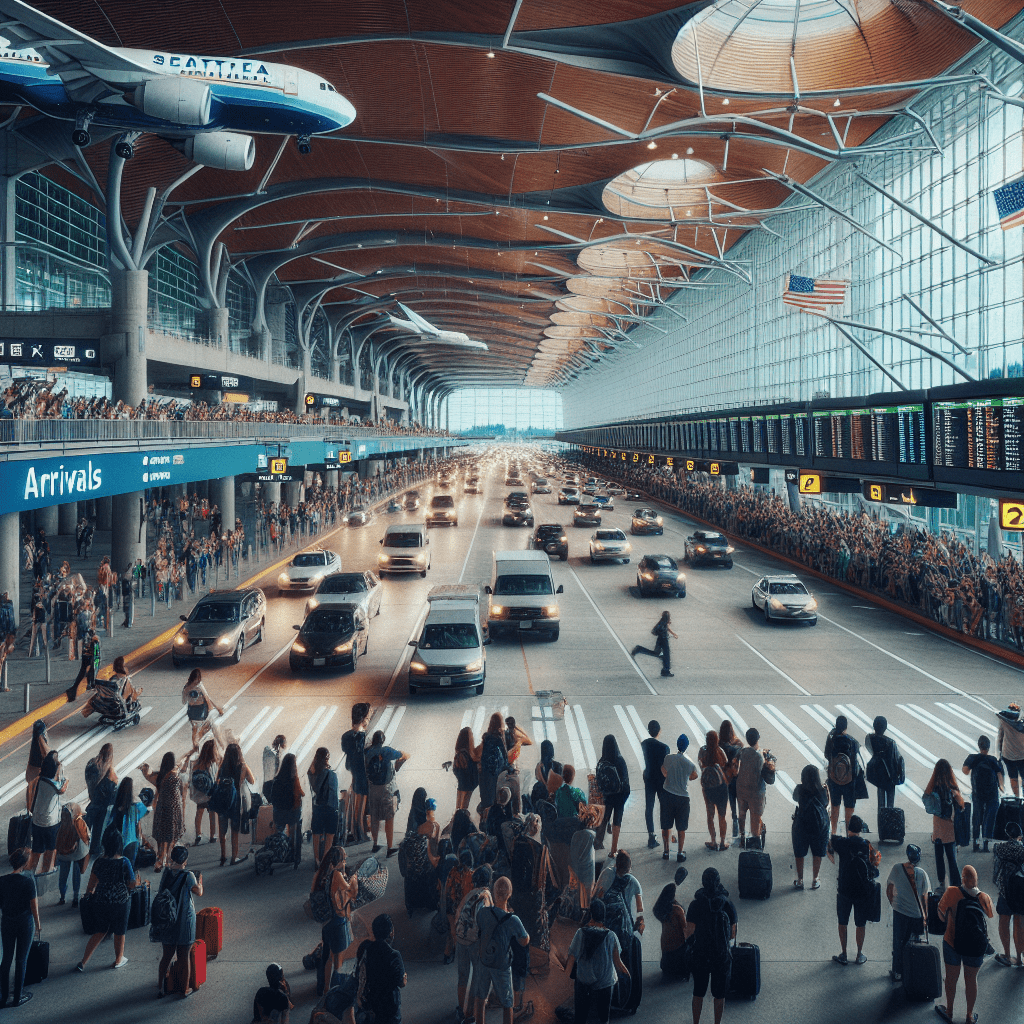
[0,453,1020,1023]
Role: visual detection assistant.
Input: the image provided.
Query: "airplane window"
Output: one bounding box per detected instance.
[320,83,325,90]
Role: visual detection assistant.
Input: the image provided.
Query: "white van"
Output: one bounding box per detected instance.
[407,584,487,695]
[485,549,563,641]
[378,522,430,576]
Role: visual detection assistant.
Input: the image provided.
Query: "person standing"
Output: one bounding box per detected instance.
[826,815,879,966]
[885,844,930,983]
[452,867,493,1023]
[353,914,406,1024]
[935,865,994,1024]
[924,759,965,890]
[0,850,41,1008]
[992,821,1024,968]
[25,721,49,785]
[685,867,737,1024]
[28,750,67,875]
[110,778,148,871]
[472,876,529,1024]
[307,747,339,867]
[735,729,767,849]
[181,670,223,751]
[83,742,117,857]
[189,740,220,847]
[698,731,730,852]
[652,882,689,978]
[120,566,134,628]
[311,847,358,992]
[55,802,90,907]
[452,727,481,813]
[215,742,255,867]
[631,610,677,678]
[479,714,512,824]
[363,730,408,857]
[141,751,189,872]
[962,736,1004,853]
[341,704,371,841]
[717,720,743,841]
[791,765,830,890]
[75,828,136,972]
[865,716,901,811]
[152,845,202,997]
[996,703,1024,798]
[0,590,15,641]
[563,898,628,1024]
[660,734,698,862]
[262,735,287,802]
[824,716,864,834]
[595,735,630,858]
[270,753,304,863]
[641,721,670,851]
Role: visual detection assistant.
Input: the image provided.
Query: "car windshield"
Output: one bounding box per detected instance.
[421,624,479,649]
[537,526,563,538]
[386,533,421,548]
[304,609,354,633]
[431,496,455,508]
[494,574,553,596]
[192,603,239,623]
[535,479,547,485]
[699,533,726,545]
[578,505,599,513]
[636,509,654,517]
[595,530,625,541]
[318,575,366,594]
[652,557,676,570]
[768,581,809,596]
[292,553,326,568]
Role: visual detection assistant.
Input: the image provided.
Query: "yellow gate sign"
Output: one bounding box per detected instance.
[799,472,821,494]
[1000,500,1024,531]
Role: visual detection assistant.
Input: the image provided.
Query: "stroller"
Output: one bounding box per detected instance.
[81,675,142,732]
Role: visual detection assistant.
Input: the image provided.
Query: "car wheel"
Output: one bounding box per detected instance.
[256,620,264,644]
[679,588,686,598]
[420,570,427,578]
[232,635,243,663]
[350,648,358,672]
[624,558,630,564]
[172,655,181,668]
[560,553,567,561]
[751,594,758,608]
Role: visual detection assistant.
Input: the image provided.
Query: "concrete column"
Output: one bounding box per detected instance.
[0,511,20,630]
[263,481,281,506]
[36,504,58,536]
[192,479,208,502]
[110,269,149,407]
[255,326,272,361]
[325,470,339,489]
[58,501,78,536]
[95,496,113,531]
[284,482,302,507]
[210,476,235,531]
[209,306,230,349]
[266,295,288,365]
[111,491,146,575]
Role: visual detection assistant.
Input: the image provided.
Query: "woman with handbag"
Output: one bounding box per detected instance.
[924,759,965,889]
[55,802,90,907]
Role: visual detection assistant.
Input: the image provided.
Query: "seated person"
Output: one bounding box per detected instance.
[554,764,587,820]
[252,962,293,1023]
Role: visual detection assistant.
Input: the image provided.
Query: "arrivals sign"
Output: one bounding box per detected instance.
[0,339,101,368]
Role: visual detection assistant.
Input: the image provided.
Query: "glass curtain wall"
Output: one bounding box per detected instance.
[446,388,563,434]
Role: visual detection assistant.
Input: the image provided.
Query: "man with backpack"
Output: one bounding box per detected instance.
[992,821,1024,968]
[935,864,993,1024]
[824,716,864,835]
[661,734,698,863]
[962,735,1005,853]
[363,729,408,858]
[471,876,528,1024]
[352,913,406,1024]
[552,764,586,820]
[685,867,737,1024]
[826,815,880,965]
[453,866,493,1024]
[641,721,670,851]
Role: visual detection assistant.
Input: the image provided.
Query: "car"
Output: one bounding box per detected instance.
[289,605,368,672]
[346,506,370,527]
[582,481,599,496]
[172,588,267,666]
[558,487,581,505]
[464,477,481,494]
[437,474,453,488]
[630,508,664,535]
[277,549,342,591]
[752,574,818,624]
[636,555,686,597]
[426,494,459,527]
[533,524,569,560]
[502,494,534,527]
[574,503,602,527]
[505,475,524,486]
[685,530,734,568]
[589,529,631,564]
[626,491,644,501]
[403,491,421,511]
[532,479,551,494]
[591,494,615,512]
[385,497,403,513]
[305,570,383,619]
[606,483,625,496]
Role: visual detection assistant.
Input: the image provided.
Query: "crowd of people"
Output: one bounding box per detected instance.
[581,457,1024,653]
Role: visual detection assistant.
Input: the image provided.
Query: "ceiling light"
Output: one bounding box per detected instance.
[671,153,678,159]
[833,98,841,107]
[487,51,495,58]
[543,215,548,220]
[722,98,729,106]
[687,147,694,155]
[646,142,657,150]
[686,210,691,216]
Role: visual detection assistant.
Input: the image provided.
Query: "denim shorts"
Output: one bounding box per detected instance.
[471,963,514,1007]
[942,940,983,970]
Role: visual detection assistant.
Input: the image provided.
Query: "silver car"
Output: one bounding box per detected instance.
[589,529,631,564]
[172,588,266,666]
[751,574,818,625]
[305,570,383,619]
[558,487,581,505]
[278,549,341,591]
[574,503,602,527]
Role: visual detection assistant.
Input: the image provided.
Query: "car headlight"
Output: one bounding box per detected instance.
[769,597,785,610]
[726,545,735,554]
[216,635,233,647]
[656,517,663,525]
[278,573,290,585]
[543,605,558,617]
[676,573,686,584]
[334,639,353,654]
[378,554,390,563]
[446,511,455,517]
[292,641,307,654]
[594,543,605,551]
[174,633,188,646]
[414,553,426,563]
[490,605,505,617]
[465,658,483,672]
[624,542,632,552]
[805,598,818,611]
[307,598,319,611]
[409,659,427,674]
[642,572,655,580]
[695,545,706,553]
[559,536,567,543]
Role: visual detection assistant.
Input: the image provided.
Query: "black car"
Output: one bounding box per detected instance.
[684,530,734,568]
[533,523,568,560]
[636,554,686,597]
[289,605,367,672]
[630,507,663,535]
[502,493,534,527]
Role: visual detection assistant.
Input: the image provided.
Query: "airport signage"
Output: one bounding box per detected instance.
[1000,499,1024,531]
[683,459,739,476]
[0,339,101,368]
[862,481,958,507]
[189,372,254,392]
[305,392,344,409]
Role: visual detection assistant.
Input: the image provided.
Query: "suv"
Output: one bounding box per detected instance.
[172,588,266,667]
[426,494,458,527]
[533,524,568,560]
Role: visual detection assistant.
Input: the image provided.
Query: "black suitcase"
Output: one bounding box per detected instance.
[128,880,150,929]
[7,812,31,855]
[994,797,1024,842]
[954,801,971,848]
[877,806,905,844]
[902,936,941,1001]
[610,931,643,1015]
[729,941,761,1000]
[24,941,48,985]
[926,890,945,936]
[737,850,772,900]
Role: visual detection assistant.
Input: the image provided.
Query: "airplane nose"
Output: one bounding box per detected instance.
[334,94,357,128]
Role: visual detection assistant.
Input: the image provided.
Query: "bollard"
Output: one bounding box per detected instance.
[23,679,29,714]
[1,659,8,693]
[150,580,156,617]
[44,642,50,684]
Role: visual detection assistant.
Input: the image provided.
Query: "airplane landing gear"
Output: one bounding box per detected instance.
[113,131,141,160]
[72,110,95,149]
[296,133,311,155]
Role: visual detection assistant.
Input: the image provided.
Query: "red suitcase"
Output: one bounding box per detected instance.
[196,907,223,958]
[168,939,206,993]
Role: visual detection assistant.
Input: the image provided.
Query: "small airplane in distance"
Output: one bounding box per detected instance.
[388,302,489,350]
[0,0,355,169]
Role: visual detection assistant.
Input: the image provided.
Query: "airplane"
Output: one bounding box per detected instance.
[0,0,355,169]
[387,302,489,350]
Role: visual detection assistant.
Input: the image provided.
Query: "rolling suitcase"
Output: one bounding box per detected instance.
[954,801,971,848]
[196,906,223,958]
[610,931,643,1014]
[7,812,31,855]
[128,880,150,929]
[926,890,945,936]
[866,880,882,923]
[877,806,905,844]
[168,939,206,993]
[729,941,761,1000]
[79,893,100,935]
[737,850,772,900]
[902,936,942,1001]
[994,797,1024,842]
[254,805,276,844]
[24,941,48,985]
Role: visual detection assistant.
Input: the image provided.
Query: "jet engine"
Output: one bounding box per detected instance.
[179,132,256,171]
[133,77,212,127]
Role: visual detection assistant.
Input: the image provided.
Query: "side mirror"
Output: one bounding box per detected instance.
[556,585,564,594]
[179,615,188,622]
[483,638,492,646]
[408,639,417,647]
[379,538,383,545]
[484,585,492,594]
[292,624,300,631]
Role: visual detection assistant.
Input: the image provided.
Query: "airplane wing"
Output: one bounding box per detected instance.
[0,0,153,103]
[396,301,440,335]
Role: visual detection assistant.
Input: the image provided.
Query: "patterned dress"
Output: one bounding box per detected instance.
[152,770,185,844]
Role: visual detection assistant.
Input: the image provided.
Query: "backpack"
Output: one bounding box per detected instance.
[843,844,879,901]
[699,748,726,791]
[596,759,622,797]
[865,737,894,788]
[1005,859,1024,915]
[191,768,214,797]
[150,871,185,939]
[602,874,634,947]
[952,888,989,958]
[341,730,364,773]
[481,738,507,779]
[477,907,512,968]
[455,888,491,945]
[697,894,733,966]
[84,758,101,801]
[306,871,335,924]
[364,748,391,787]
[827,733,854,787]
[510,837,537,893]
[207,777,237,817]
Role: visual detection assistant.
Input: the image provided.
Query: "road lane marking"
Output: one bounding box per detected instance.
[835,702,926,808]
[613,706,645,768]
[675,705,703,744]
[773,769,797,805]
[688,705,714,736]
[935,703,992,735]
[800,704,834,733]
[240,706,284,756]
[532,703,557,745]
[293,706,339,767]
[626,706,649,748]
[288,706,327,766]
[754,704,825,768]
[237,706,273,748]
[384,706,406,747]
[561,705,587,773]
[898,705,975,753]
[473,705,486,737]
[734,635,811,696]
[573,704,598,773]
[723,705,751,734]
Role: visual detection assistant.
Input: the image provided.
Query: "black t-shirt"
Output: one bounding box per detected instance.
[963,753,1003,799]
[641,738,670,784]
[0,873,36,917]
[686,891,737,965]
[831,834,872,898]
[252,985,289,1021]
[358,938,405,1023]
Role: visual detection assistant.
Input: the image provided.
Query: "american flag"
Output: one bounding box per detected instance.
[782,274,848,315]
[994,175,1024,231]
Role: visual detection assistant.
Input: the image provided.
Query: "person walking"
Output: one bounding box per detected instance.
[181,670,223,751]
[83,742,117,857]
[270,753,304,864]
[152,845,203,997]
[75,828,136,972]
[0,850,41,1008]
[824,716,864,835]
[262,734,286,802]
[826,815,880,966]
[141,751,189,872]
[363,730,408,857]
[55,802,90,908]
[189,740,220,847]
[120,566,133,628]
[791,765,830,890]
[659,734,698,862]
[595,735,630,858]
[924,759,965,890]
[311,846,358,992]
[27,750,66,875]
[698,731,731,852]
[479,714,512,824]
[992,821,1024,968]
[996,703,1024,798]
[341,705,370,841]
[472,876,529,1024]
[885,843,930,983]
[110,777,148,871]
[935,864,993,1024]
[631,610,677,678]
[641,721,670,851]
[0,591,15,642]
[307,747,339,867]
[215,742,255,867]
[865,715,902,811]
[717,720,743,841]
[353,913,406,1024]
[453,727,481,813]
[563,897,629,1024]
[685,867,737,1024]
[962,736,1004,853]
[735,728,767,849]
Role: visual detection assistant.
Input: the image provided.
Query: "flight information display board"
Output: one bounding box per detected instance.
[932,397,1024,473]
[812,404,926,464]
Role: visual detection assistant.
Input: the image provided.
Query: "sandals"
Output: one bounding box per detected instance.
[934,1006,953,1023]
[705,841,717,851]
[794,879,804,890]
[718,842,730,851]
[810,879,821,890]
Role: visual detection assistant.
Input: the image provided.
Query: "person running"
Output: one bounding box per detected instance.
[631,610,677,678]
[453,727,482,812]
[885,844,930,983]
[472,876,529,1024]
[641,721,670,851]
[341,704,371,841]
[152,845,203,997]
[0,850,41,1008]
[595,735,630,857]
[363,730,408,857]
[865,716,902,811]
[735,729,767,849]
[717,720,743,841]
[827,815,880,966]
[563,897,628,1024]
[962,736,1004,853]
[308,747,339,867]
[181,670,223,751]
[698,731,730,852]
[992,821,1024,968]
[824,716,864,834]
[792,765,830,890]
[935,864,994,1024]
[996,702,1024,798]
[685,867,737,1024]
[925,759,965,890]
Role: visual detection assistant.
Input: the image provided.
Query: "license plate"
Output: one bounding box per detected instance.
[193,647,207,655]
[313,658,326,667]
[440,676,452,686]
[713,553,722,558]
[520,621,532,629]
[546,545,558,553]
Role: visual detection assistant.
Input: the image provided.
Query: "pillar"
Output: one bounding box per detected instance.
[36,504,58,536]
[95,496,112,531]
[266,292,288,365]
[209,306,230,349]
[325,470,339,490]
[284,482,302,507]
[210,476,235,530]
[255,326,272,362]
[58,502,79,536]
[111,491,146,576]
[263,481,281,506]
[110,269,149,407]
[0,511,20,630]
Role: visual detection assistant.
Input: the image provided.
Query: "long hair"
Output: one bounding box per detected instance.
[718,720,739,749]
[113,777,134,822]
[704,730,721,764]
[309,747,330,777]
[929,758,957,793]
[600,734,620,763]
[312,844,344,894]
[278,753,299,786]
[155,751,176,791]
[455,726,473,755]
[220,742,244,783]
[658,610,671,626]
[800,764,823,791]
[652,883,679,923]
[194,739,218,774]
[186,668,201,688]
[485,712,504,741]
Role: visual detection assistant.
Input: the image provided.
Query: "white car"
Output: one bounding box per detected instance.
[751,573,818,625]
[305,570,383,619]
[589,529,631,564]
[606,483,625,496]
[278,549,341,591]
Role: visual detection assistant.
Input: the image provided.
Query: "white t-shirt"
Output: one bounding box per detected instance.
[886,862,930,920]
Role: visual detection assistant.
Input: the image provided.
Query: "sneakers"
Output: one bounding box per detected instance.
[112,957,129,969]
[832,953,848,965]
[630,646,640,657]
[646,834,659,849]
[661,670,674,677]
[855,953,867,965]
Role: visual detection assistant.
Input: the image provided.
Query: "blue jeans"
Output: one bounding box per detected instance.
[0,913,34,1004]
[973,795,998,842]
[58,859,82,899]
[876,785,896,809]
[892,909,923,975]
